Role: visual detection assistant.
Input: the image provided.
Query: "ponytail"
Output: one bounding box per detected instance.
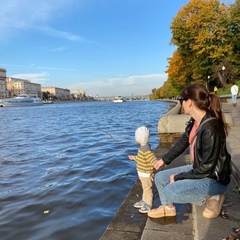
[181,83,229,135]
[209,93,229,135]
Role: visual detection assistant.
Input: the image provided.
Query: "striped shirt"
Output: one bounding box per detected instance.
[134,144,157,174]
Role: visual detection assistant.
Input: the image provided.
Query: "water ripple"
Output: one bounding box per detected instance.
[0,101,173,240]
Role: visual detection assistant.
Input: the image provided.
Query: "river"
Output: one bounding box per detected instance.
[0,100,174,240]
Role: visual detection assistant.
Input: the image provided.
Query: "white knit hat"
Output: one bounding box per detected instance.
[135,126,149,143]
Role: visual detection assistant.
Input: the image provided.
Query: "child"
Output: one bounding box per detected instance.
[128,126,157,213]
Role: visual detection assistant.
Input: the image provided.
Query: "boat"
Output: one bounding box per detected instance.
[43,100,53,104]
[0,94,43,107]
[113,96,125,103]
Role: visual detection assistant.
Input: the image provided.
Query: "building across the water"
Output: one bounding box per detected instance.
[6,77,41,98]
[71,88,85,99]
[41,87,70,99]
[0,68,7,98]
[1,67,88,100]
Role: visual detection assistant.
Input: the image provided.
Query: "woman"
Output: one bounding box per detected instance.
[148,83,232,219]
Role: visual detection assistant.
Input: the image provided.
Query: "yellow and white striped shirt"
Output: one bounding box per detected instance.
[134,144,157,174]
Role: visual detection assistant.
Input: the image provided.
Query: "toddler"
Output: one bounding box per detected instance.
[128,126,157,213]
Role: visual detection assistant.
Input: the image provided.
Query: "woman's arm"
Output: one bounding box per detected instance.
[174,126,222,181]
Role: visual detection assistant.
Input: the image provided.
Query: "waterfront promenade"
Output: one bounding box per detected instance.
[101,103,240,240]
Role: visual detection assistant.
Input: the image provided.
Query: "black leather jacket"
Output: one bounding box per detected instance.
[162,112,232,185]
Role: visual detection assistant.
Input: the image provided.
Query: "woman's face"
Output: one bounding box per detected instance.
[181,98,192,115]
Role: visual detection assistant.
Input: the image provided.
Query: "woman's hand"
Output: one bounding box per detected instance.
[170,174,177,184]
[154,159,165,170]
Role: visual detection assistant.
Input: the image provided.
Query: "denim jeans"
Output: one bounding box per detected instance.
[155,165,227,206]
[232,94,237,104]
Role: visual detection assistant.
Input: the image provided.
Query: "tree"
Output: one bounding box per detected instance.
[42,91,50,100]
[170,0,232,85]
[229,0,240,79]
[151,0,240,99]
[166,50,192,90]
[152,88,156,94]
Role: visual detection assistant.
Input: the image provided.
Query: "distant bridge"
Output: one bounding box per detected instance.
[95,95,149,101]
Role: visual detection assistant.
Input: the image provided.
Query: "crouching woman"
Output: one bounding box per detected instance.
[148,83,232,219]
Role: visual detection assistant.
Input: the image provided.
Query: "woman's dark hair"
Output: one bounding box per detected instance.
[181,83,229,135]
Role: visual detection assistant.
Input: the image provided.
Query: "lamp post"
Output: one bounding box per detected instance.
[206,75,210,90]
[222,66,225,88]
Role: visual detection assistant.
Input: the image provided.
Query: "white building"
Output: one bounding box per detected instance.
[6,77,41,97]
[41,87,70,99]
[71,88,86,99]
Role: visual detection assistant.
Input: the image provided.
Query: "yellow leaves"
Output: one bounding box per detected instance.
[166,51,190,88]
[153,0,239,99]
[171,0,229,52]
[169,0,232,79]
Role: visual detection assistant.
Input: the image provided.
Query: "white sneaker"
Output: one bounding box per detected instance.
[139,203,151,213]
[133,200,145,209]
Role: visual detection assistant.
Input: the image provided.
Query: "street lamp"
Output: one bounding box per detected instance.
[222,66,226,88]
[207,75,210,91]
[207,75,210,90]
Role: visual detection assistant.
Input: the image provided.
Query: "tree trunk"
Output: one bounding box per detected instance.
[217,71,225,87]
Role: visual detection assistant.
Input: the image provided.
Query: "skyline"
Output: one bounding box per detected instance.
[0,0,234,97]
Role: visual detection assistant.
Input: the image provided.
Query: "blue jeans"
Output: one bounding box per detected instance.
[232,94,237,104]
[155,165,227,206]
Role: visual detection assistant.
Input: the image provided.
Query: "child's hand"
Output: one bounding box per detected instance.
[128,155,135,160]
[154,159,165,170]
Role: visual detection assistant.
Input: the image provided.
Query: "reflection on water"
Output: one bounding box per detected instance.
[0,101,173,240]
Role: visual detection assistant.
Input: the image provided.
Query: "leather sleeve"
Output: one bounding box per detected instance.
[174,123,225,181]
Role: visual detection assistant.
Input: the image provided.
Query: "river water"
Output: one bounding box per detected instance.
[0,100,174,240]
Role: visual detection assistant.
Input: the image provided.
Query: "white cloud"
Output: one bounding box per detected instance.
[33,26,86,42]
[11,72,50,85]
[5,66,167,96]
[68,73,167,97]
[47,47,67,52]
[0,0,92,42]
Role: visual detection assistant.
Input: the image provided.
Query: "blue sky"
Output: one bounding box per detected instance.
[0,0,234,97]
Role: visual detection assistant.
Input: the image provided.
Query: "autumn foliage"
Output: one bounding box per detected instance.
[150,0,240,99]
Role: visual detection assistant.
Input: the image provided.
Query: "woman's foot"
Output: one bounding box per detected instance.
[203,194,225,218]
[147,206,176,218]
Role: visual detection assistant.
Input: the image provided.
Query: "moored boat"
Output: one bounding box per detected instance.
[43,100,53,104]
[113,96,125,103]
[0,94,43,107]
